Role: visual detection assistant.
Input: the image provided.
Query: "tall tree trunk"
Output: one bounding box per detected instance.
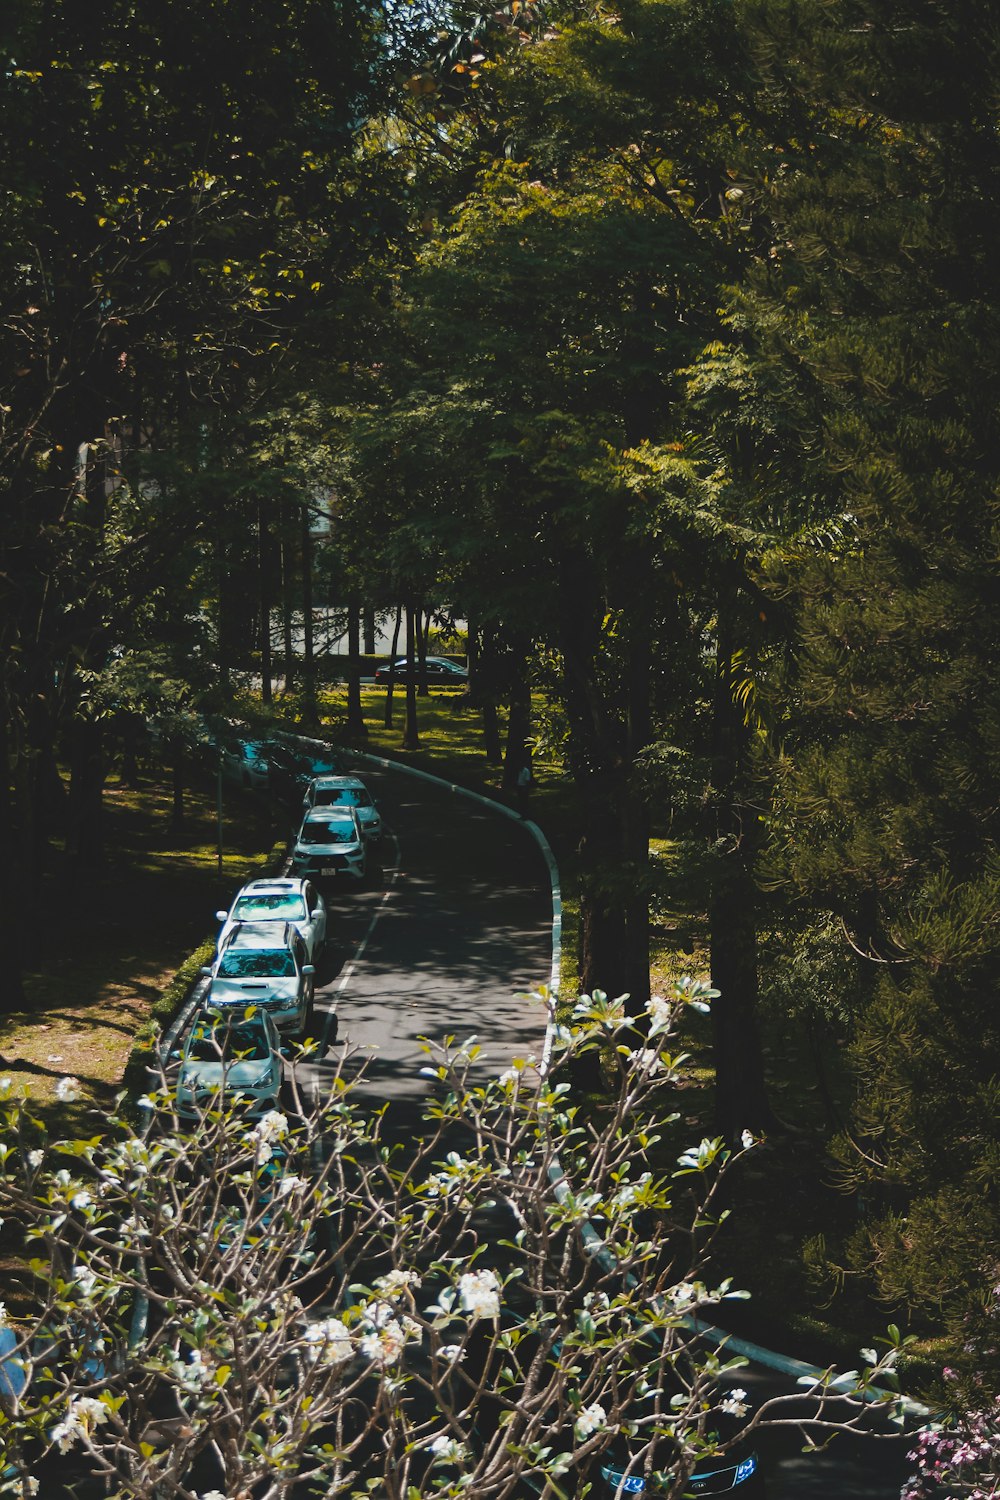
[403,600,420,750]
[281,502,295,695]
[300,506,316,725]
[417,606,430,696]
[503,664,531,789]
[170,739,185,836]
[67,714,105,870]
[384,605,402,730]
[709,587,773,1140]
[0,707,27,1014]
[345,595,367,740]
[363,608,376,656]
[258,500,272,706]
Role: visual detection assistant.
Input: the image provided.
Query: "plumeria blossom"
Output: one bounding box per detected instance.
[719,1388,749,1417]
[437,1344,466,1365]
[427,1433,468,1463]
[55,1077,83,1103]
[458,1268,501,1320]
[302,1317,353,1367]
[575,1402,608,1440]
[50,1394,111,1452]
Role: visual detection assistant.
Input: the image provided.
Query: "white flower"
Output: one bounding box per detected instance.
[302,1317,353,1366]
[0,1076,12,1094]
[725,186,745,200]
[740,1130,756,1150]
[55,1077,82,1103]
[0,1301,7,1325]
[359,1316,409,1367]
[374,1269,421,1297]
[276,1174,306,1198]
[574,1402,608,1440]
[50,1394,111,1451]
[458,1268,501,1320]
[74,1266,98,1297]
[427,1433,468,1463]
[198,1491,228,1500]
[71,1190,93,1211]
[26,1149,43,1169]
[647,993,673,1034]
[258,1110,289,1140]
[172,1348,212,1391]
[719,1388,749,1417]
[629,1048,664,1076]
[137,1095,158,1111]
[437,1344,466,1365]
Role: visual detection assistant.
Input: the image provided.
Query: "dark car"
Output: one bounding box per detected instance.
[373,656,468,687]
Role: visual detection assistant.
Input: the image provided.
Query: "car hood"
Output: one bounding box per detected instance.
[294,838,362,856]
[209,976,300,1003]
[178,1059,274,1092]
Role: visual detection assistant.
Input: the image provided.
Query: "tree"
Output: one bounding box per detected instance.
[729,0,1000,1336]
[0,985,904,1497]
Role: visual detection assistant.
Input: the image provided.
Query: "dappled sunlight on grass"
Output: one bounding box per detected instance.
[0,770,277,1118]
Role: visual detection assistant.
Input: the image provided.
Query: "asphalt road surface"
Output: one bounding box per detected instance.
[290,759,915,1500]
[297,762,553,1142]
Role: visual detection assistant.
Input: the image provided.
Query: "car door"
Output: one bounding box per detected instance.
[305,881,327,955]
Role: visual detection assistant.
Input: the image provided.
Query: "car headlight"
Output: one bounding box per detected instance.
[734,1456,757,1483]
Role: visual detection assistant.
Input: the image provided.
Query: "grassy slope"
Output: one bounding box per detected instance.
[0,771,279,1122]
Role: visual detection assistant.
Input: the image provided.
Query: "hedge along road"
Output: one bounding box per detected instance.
[293,758,553,1142]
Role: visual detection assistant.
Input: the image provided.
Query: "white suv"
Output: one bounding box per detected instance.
[215,877,327,963]
[302,776,382,840]
[202,922,315,1035]
[291,807,366,881]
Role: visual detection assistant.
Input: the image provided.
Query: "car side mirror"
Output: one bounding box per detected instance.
[302,965,315,976]
[215,910,227,923]
[200,966,213,977]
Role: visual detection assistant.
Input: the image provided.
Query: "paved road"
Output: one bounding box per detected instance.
[298,763,552,1141]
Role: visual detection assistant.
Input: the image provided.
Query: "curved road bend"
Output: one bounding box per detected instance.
[297,763,552,1143]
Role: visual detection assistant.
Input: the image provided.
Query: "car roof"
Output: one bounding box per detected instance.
[224,921,295,949]
[237,878,305,895]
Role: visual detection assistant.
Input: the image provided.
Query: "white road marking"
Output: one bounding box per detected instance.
[317,830,402,1054]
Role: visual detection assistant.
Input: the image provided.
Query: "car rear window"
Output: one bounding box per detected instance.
[301,821,355,844]
[233,894,306,920]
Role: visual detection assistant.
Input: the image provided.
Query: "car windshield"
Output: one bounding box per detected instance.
[232,894,306,920]
[301,821,355,844]
[315,788,370,808]
[217,950,296,978]
[186,1026,271,1063]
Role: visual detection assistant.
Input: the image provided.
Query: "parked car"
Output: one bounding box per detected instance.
[264,735,342,804]
[175,1007,283,1117]
[216,877,327,963]
[291,806,367,881]
[202,921,315,1035]
[302,776,382,840]
[373,656,468,686]
[218,737,271,790]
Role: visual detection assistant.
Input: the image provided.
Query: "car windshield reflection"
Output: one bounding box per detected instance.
[217,951,296,978]
[233,895,306,920]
